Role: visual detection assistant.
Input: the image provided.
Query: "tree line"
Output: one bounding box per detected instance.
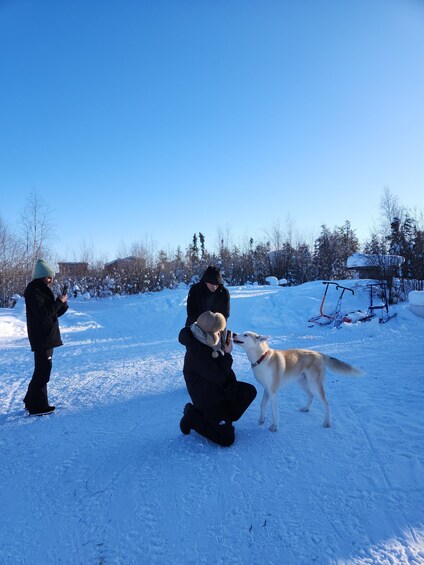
[1,188,423,307]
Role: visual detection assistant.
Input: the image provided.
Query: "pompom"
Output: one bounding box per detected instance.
[212,351,219,358]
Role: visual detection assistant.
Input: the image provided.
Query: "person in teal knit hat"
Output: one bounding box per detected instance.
[23,259,68,415]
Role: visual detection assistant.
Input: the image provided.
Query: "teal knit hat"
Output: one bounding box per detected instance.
[33,259,55,279]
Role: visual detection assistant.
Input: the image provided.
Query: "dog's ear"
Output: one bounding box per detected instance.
[258,334,270,342]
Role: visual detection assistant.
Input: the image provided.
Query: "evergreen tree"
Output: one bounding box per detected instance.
[387,215,415,278]
[411,228,424,287]
[363,233,387,254]
[334,221,359,278]
[199,232,206,260]
[238,238,255,283]
[185,234,199,277]
[192,233,199,263]
[268,241,295,280]
[291,242,315,284]
[253,241,271,284]
[313,225,335,280]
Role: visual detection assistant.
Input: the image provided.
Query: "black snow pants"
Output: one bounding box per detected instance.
[24,348,53,410]
[187,381,257,447]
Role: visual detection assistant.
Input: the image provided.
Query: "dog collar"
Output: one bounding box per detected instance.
[251,350,269,368]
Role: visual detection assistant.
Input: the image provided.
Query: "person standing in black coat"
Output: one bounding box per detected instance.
[185,265,230,326]
[23,259,68,416]
[178,311,256,447]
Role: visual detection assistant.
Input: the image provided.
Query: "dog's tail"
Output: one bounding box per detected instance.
[323,355,364,376]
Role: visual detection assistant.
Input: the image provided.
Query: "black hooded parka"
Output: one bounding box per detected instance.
[24,278,68,351]
[178,326,237,410]
[185,281,230,326]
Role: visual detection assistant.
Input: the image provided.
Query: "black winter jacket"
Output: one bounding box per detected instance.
[24,279,68,351]
[178,326,237,410]
[185,281,230,326]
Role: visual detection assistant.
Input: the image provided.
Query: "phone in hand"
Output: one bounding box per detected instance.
[225,329,232,345]
[62,285,68,296]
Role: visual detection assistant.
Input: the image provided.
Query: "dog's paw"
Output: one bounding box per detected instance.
[323,421,331,428]
[258,417,265,425]
[269,424,278,432]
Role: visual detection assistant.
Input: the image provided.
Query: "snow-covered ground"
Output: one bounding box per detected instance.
[1,281,423,565]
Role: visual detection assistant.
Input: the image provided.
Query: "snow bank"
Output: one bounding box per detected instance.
[409,290,424,318]
[0,315,27,337]
[265,276,278,286]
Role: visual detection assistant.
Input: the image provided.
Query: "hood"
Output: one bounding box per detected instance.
[178,326,193,347]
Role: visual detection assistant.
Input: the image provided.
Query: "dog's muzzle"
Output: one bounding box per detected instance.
[232,333,244,344]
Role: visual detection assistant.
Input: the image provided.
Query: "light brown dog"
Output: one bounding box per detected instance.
[233,331,363,431]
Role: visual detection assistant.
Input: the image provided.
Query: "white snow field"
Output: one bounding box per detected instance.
[1,281,423,565]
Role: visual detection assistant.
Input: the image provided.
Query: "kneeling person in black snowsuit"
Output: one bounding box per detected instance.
[178,311,256,447]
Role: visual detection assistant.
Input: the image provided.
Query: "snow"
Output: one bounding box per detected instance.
[409,291,424,307]
[265,276,279,286]
[1,281,423,564]
[265,276,288,287]
[347,253,405,268]
[409,291,424,318]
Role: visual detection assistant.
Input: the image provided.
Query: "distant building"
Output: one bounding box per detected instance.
[347,253,404,279]
[58,262,89,277]
[104,256,145,274]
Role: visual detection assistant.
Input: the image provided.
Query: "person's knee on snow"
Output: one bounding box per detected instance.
[215,422,235,447]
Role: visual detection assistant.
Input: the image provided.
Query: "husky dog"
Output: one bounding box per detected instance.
[233,331,363,431]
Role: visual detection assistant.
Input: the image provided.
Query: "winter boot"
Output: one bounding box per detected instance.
[28,405,56,416]
[179,403,193,435]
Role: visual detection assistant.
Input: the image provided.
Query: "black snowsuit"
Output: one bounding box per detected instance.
[185,280,230,326]
[178,326,256,446]
[23,278,68,411]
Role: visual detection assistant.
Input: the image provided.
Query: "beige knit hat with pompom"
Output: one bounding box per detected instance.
[195,311,227,357]
[196,311,226,334]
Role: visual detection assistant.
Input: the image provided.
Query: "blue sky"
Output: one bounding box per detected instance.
[1,0,423,261]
